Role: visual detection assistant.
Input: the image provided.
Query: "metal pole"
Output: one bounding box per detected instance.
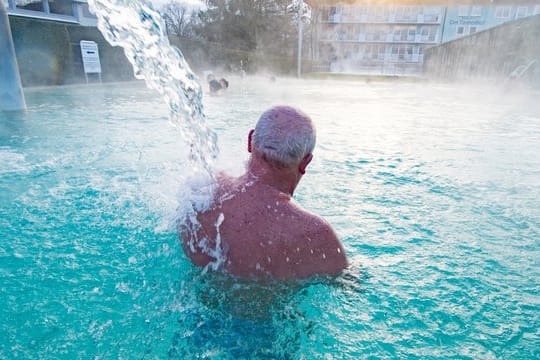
[297,0,303,78]
[0,1,26,112]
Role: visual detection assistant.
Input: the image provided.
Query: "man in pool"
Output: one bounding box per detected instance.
[181,106,348,279]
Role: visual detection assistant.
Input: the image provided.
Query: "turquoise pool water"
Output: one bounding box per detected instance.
[1,79,539,358]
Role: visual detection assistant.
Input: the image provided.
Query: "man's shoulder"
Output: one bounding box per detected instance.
[290,203,335,232]
[280,207,348,277]
[306,214,340,244]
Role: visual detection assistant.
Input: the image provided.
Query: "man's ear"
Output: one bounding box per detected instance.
[248,129,254,153]
[298,153,313,175]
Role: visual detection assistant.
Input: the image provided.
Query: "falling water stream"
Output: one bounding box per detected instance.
[88,0,218,173]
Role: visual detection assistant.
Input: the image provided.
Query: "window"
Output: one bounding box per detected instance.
[469,27,477,35]
[470,6,482,17]
[535,5,540,15]
[406,46,413,57]
[375,7,386,21]
[393,28,401,41]
[395,6,405,21]
[400,28,408,41]
[458,5,469,17]
[16,0,43,12]
[358,5,367,16]
[391,46,398,60]
[377,45,385,60]
[457,26,465,35]
[49,0,74,16]
[424,6,440,23]
[428,27,436,42]
[329,6,340,22]
[516,7,528,19]
[424,13,439,23]
[364,44,371,59]
[81,3,97,18]
[420,26,429,41]
[403,6,417,21]
[495,6,511,19]
[398,47,405,60]
[408,28,416,41]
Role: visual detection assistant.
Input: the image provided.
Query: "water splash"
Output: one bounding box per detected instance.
[87,0,227,268]
[87,0,218,175]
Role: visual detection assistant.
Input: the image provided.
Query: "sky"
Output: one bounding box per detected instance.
[149,0,206,11]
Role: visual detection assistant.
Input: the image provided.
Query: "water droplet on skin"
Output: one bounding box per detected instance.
[267,256,271,263]
[267,205,271,209]
[337,248,341,253]
[310,249,314,254]
[296,247,300,252]
[286,257,290,262]
[322,253,326,259]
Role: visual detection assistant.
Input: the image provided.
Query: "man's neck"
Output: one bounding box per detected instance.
[246,156,300,196]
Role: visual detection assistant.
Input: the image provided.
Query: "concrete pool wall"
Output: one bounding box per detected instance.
[8,15,135,87]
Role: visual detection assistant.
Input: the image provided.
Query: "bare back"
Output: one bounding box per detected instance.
[181,175,348,279]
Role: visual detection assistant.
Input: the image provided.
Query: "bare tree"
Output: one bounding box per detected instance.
[162,2,197,39]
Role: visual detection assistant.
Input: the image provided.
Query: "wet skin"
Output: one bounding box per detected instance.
[182,173,348,279]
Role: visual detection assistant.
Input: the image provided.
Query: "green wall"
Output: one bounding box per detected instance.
[9,16,135,86]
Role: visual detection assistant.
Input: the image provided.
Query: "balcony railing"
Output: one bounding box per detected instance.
[324,13,441,24]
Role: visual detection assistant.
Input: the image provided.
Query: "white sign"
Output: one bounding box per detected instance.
[80,40,101,74]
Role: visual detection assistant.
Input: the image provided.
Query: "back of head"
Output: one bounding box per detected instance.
[252,106,316,168]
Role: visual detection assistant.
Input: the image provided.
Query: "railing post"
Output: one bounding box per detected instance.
[297,0,303,78]
[0,1,26,112]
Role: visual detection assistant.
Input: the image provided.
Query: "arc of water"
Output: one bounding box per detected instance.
[88,0,218,175]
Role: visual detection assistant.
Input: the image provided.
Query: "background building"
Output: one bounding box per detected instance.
[425,14,540,85]
[442,3,540,42]
[308,1,540,76]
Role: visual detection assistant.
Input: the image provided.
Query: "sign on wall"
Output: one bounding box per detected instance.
[80,40,102,80]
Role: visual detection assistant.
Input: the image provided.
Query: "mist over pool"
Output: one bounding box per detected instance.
[1,77,539,358]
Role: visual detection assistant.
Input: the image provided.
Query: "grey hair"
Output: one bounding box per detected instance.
[252,106,316,167]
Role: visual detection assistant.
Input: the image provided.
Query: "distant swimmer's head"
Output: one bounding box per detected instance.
[219,78,229,88]
[250,106,316,170]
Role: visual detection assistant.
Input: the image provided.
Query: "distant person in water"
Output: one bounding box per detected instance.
[208,76,229,94]
[180,106,348,279]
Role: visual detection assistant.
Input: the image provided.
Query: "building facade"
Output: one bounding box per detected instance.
[442,3,540,42]
[310,2,540,76]
[424,14,540,83]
